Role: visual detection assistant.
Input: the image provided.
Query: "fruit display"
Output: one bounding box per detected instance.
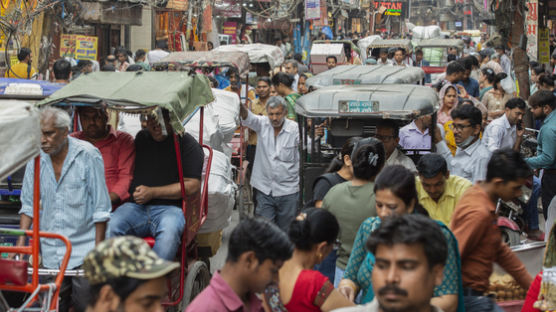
[488,273,527,302]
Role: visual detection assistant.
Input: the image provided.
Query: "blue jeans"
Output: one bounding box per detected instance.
[255,189,298,232]
[524,176,541,230]
[463,295,504,312]
[108,203,185,260]
[315,249,337,283]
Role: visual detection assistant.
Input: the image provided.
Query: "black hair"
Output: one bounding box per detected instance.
[528,90,556,109]
[226,217,294,264]
[257,76,271,85]
[207,76,219,88]
[350,138,385,180]
[376,119,400,138]
[395,47,405,54]
[486,149,533,182]
[492,72,508,90]
[326,136,362,173]
[135,49,146,61]
[115,48,127,57]
[460,56,475,71]
[299,73,308,81]
[101,64,116,72]
[227,67,239,78]
[505,98,526,110]
[88,277,148,307]
[289,208,339,251]
[53,59,71,80]
[326,55,337,63]
[126,64,144,72]
[374,165,419,209]
[450,104,482,127]
[481,67,496,83]
[415,49,423,55]
[379,48,388,55]
[155,39,168,50]
[271,72,295,88]
[366,214,448,269]
[530,61,539,69]
[447,54,457,62]
[531,65,545,76]
[538,74,556,88]
[417,154,448,178]
[294,53,303,63]
[446,61,465,75]
[77,60,93,71]
[18,48,31,62]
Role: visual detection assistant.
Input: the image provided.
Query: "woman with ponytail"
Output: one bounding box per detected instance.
[321,138,385,286]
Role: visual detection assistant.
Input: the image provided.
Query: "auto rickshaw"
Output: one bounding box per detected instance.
[366,39,413,61]
[295,84,438,204]
[212,43,285,78]
[310,40,362,74]
[305,64,425,90]
[0,71,215,311]
[414,39,464,76]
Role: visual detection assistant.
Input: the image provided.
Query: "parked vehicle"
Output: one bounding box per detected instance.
[414,39,464,75]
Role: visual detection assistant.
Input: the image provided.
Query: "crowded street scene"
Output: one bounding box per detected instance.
[1,0,556,311]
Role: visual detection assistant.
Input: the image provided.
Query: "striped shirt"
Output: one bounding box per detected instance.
[20,137,111,269]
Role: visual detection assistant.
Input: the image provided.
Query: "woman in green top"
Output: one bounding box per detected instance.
[322,138,385,287]
[272,72,301,120]
[478,67,495,101]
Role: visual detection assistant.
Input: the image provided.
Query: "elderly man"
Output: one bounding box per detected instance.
[334,215,448,312]
[375,120,416,173]
[416,154,472,225]
[71,106,135,207]
[109,109,204,260]
[239,96,300,231]
[17,107,111,312]
[284,59,300,92]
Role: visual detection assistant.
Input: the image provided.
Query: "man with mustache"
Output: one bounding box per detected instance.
[108,109,204,260]
[333,214,447,312]
[239,96,300,231]
[17,107,111,312]
[71,106,135,208]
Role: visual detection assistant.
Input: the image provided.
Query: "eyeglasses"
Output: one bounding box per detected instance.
[448,123,473,132]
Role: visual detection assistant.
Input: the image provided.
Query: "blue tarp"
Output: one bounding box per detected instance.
[0,78,65,96]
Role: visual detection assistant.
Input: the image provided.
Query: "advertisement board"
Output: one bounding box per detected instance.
[373,1,406,16]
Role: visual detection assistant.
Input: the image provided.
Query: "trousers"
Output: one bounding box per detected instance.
[254,189,298,232]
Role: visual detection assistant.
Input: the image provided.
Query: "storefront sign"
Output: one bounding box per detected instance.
[539,28,550,67]
[305,0,321,20]
[526,0,538,61]
[373,1,405,16]
[313,1,328,27]
[60,34,98,60]
[214,0,241,18]
[549,0,556,19]
[222,21,237,44]
[60,34,77,58]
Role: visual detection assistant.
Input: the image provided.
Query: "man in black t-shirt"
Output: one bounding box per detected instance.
[108,109,204,260]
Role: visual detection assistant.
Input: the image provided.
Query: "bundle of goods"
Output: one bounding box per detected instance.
[210,88,240,143]
[534,224,556,311]
[488,273,527,301]
[408,23,441,40]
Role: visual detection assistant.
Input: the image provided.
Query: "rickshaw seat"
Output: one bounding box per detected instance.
[143,237,155,248]
[0,258,28,286]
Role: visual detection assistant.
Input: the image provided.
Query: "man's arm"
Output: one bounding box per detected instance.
[450,208,489,257]
[110,133,136,204]
[483,125,503,153]
[95,222,107,245]
[513,126,524,152]
[496,242,533,289]
[133,178,201,204]
[89,151,111,229]
[240,101,264,133]
[526,127,556,169]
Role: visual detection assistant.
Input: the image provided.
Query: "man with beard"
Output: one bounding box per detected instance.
[239,96,300,231]
[434,104,491,183]
[17,107,111,312]
[108,108,204,260]
[526,90,556,220]
[333,214,447,312]
[71,106,135,208]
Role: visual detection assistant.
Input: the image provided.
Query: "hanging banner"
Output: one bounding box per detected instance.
[75,35,98,60]
[223,21,237,44]
[305,0,321,20]
[60,34,77,58]
[539,28,550,67]
[526,0,538,61]
[313,1,328,27]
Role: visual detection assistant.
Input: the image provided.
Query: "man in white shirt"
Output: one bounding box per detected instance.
[284,59,299,92]
[375,120,417,173]
[147,40,169,65]
[377,48,393,65]
[482,98,526,152]
[393,48,408,67]
[434,104,491,183]
[239,96,299,231]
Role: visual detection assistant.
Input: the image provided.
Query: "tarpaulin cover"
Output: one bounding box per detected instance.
[212,43,285,68]
[0,101,40,181]
[0,78,64,97]
[154,51,250,77]
[38,72,214,133]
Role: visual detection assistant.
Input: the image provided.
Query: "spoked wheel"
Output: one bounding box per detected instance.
[183,261,211,308]
[501,227,521,246]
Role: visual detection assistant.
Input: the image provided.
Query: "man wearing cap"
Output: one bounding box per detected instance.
[83,236,179,312]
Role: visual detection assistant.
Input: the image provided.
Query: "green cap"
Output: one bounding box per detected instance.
[83,236,179,285]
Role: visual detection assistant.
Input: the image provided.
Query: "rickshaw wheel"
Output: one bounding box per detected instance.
[500,227,521,246]
[175,261,210,310]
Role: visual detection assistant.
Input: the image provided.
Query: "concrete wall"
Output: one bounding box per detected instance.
[129,7,153,52]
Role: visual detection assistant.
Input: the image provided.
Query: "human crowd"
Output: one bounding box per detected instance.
[3,30,556,312]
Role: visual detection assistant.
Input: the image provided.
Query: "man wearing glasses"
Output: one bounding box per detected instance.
[375,120,416,173]
[434,104,491,183]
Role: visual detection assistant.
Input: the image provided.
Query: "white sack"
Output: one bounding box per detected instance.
[184,104,227,154]
[211,88,240,143]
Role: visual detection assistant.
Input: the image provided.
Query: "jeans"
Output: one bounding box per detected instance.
[255,190,298,232]
[463,295,505,312]
[334,266,345,287]
[542,172,556,219]
[41,267,90,312]
[524,175,541,230]
[109,203,185,260]
[315,249,337,283]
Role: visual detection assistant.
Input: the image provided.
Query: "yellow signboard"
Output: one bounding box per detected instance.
[59,34,98,60]
[539,28,550,67]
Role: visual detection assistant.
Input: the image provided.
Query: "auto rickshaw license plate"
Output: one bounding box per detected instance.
[339,100,379,113]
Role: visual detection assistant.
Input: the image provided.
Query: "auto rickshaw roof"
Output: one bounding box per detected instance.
[212,43,285,68]
[415,39,464,50]
[153,51,250,77]
[38,71,215,133]
[306,65,425,88]
[313,40,361,54]
[367,39,413,50]
[0,78,65,100]
[296,84,437,120]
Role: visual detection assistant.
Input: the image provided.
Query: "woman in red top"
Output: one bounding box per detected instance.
[273,208,354,311]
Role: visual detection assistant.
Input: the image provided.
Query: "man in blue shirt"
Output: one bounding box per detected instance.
[457,56,480,98]
[526,90,556,219]
[17,106,111,312]
[414,49,431,84]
